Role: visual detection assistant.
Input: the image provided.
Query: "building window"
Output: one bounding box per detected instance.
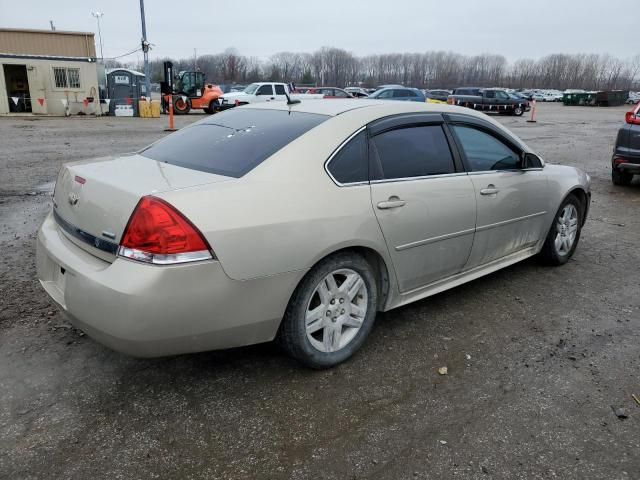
[52,67,81,89]
[67,68,80,88]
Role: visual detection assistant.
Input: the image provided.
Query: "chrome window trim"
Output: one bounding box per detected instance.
[324,126,368,187]
[370,172,468,185]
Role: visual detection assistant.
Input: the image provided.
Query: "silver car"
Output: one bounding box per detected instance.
[37,100,591,368]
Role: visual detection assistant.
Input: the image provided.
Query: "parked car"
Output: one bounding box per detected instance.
[626,92,640,104]
[306,87,353,98]
[219,82,322,109]
[611,101,640,185]
[448,88,528,116]
[532,91,557,102]
[508,92,532,110]
[344,87,369,98]
[368,87,426,102]
[425,89,451,102]
[37,100,590,368]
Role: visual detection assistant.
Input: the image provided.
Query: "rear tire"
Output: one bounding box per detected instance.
[278,252,378,369]
[204,99,218,114]
[612,168,633,186]
[538,194,583,266]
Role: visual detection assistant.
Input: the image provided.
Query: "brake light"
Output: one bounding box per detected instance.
[118,196,213,265]
[625,110,640,125]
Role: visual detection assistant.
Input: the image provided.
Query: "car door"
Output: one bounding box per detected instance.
[274,84,288,101]
[368,114,477,292]
[256,84,275,101]
[447,116,548,269]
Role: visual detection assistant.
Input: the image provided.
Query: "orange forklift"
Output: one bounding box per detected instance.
[161,61,223,114]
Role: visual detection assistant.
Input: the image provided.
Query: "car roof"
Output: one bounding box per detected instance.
[240,98,488,119]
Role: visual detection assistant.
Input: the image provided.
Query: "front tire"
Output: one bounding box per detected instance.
[173,96,191,115]
[513,105,524,116]
[538,194,583,266]
[612,168,633,186]
[278,252,378,369]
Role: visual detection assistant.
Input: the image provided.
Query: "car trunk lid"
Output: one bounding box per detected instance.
[53,154,232,262]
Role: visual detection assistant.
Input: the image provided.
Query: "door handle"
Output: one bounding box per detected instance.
[270,97,275,100]
[377,197,406,209]
[480,184,499,196]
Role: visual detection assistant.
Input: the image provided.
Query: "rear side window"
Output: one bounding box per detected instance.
[372,125,455,180]
[141,109,328,178]
[327,130,368,184]
[452,125,520,171]
[274,84,286,95]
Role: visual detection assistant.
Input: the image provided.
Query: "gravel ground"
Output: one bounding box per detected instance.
[0,104,639,480]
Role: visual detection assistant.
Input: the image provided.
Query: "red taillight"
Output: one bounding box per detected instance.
[625,110,640,125]
[118,196,213,265]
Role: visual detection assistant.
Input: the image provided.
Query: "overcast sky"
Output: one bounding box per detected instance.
[1,0,638,62]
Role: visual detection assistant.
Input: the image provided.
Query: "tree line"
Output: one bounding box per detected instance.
[107,47,640,91]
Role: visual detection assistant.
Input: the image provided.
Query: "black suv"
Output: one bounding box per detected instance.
[612,102,640,185]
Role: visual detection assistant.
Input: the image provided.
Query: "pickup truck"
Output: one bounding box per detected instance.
[218,82,322,109]
[447,88,529,116]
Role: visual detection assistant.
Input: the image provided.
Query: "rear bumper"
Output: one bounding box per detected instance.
[36,210,301,357]
[612,153,640,173]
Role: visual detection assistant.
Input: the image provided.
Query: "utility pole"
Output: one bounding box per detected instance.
[194,48,197,71]
[49,20,56,31]
[91,11,104,63]
[139,0,152,98]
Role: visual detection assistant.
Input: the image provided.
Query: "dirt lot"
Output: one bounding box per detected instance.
[1,104,639,480]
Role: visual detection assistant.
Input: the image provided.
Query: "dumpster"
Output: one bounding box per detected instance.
[563,92,597,106]
[106,68,147,116]
[596,90,628,107]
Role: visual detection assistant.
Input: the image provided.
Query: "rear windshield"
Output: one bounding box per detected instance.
[140,109,329,178]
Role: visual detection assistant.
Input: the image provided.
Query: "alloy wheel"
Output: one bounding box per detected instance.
[305,268,368,353]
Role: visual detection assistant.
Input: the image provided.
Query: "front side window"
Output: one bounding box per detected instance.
[327,130,368,184]
[274,84,286,95]
[452,125,520,171]
[141,109,328,178]
[376,89,393,99]
[256,84,273,95]
[496,91,509,100]
[334,89,349,98]
[372,125,455,180]
[484,90,495,99]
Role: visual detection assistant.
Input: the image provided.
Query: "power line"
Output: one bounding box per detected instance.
[104,46,143,61]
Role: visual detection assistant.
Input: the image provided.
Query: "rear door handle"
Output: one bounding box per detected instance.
[377,197,406,209]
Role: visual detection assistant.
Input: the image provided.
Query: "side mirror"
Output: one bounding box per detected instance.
[521,152,544,169]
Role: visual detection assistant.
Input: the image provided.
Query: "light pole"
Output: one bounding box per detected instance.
[139,0,152,99]
[91,11,104,63]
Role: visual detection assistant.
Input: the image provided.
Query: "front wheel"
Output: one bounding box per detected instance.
[173,96,191,115]
[513,105,524,116]
[278,252,378,369]
[612,168,633,186]
[538,194,583,266]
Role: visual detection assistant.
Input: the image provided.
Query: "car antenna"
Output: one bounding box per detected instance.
[285,82,301,105]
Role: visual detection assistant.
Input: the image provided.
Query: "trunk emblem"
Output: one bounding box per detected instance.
[68,192,80,205]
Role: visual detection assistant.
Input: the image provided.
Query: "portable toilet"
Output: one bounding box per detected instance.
[106,68,147,116]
